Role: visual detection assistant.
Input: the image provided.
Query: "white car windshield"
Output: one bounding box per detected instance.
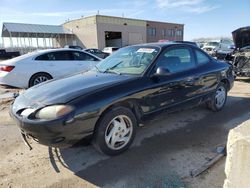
[206,42,219,47]
[96,46,160,75]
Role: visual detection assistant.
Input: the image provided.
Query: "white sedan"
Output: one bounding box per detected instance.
[0,48,101,88]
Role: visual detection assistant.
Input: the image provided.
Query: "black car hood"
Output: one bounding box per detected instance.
[232,26,250,49]
[21,71,134,105]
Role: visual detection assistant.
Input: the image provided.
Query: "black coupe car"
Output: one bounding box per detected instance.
[10,42,234,155]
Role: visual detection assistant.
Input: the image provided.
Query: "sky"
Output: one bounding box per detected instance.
[0,0,250,42]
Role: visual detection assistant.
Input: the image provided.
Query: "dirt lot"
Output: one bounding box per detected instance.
[0,79,250,188]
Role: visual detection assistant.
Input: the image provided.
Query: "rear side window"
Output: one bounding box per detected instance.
[71,51,97,61]
[35,51,73,61]
[156,47,195,73]
[53,51,72,60]
[195,50,210,65]
[35,54,49,60]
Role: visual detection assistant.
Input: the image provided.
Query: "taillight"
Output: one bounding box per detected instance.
[0,65,15,72]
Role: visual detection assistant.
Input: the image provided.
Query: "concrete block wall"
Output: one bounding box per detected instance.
[63,17,98,49]
[224,119,250,188]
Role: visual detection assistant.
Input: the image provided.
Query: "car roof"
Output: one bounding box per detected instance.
[36,48,84,54]
[131,41,198,48]
[103,47,119,49]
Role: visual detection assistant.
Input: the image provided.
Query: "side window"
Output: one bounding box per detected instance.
[85,53,97,61]
[36,52,72,61]
[35,54,49,60]
[53,51,72,61]
[195,50,210,65]
[72,51,96,61]
[156,47,195,73]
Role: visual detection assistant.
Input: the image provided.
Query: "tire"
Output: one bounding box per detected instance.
[93,106,137,156]
[29,73,52,87]
[207,83,227,112]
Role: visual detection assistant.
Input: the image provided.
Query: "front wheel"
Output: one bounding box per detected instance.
[93,107,137,156]
[207,83,227,111]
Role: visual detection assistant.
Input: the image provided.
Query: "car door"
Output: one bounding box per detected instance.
[36,51,77,79]
[193,49,218,95]
[146,46,200,113]
[70,51,100,73]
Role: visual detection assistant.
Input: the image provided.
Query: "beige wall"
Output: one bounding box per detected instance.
[146,21,184,43]
[63,16,98,48]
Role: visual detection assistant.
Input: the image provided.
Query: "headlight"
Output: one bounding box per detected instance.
[35,105,73,120]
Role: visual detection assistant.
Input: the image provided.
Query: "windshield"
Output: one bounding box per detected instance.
[96,46,160,75]
[206,42,220,47]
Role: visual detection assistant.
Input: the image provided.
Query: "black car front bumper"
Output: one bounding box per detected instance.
[10,106,99,148]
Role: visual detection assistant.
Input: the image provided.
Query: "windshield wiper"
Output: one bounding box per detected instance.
[103,61,123,74]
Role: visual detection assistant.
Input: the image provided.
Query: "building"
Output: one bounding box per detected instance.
[63,15,184,49]
[1,15,184,53]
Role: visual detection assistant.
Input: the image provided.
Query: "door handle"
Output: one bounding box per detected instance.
[185,75,200,85]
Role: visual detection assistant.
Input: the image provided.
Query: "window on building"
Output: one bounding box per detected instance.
[167,29,172,37]
[176,30,183,36]
[162,29,165,36]
[171,29,175,37]
[147,28,156,36]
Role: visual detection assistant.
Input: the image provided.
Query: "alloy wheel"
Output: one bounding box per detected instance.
[33,76,49,85]
[104,115,133,150]
[215,86,226,109]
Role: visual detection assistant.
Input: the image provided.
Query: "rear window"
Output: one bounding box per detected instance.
[195,50,210,65]
[70,51,97,61]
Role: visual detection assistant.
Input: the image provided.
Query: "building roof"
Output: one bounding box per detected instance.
[63,14,184,26]
[2,22,73,37]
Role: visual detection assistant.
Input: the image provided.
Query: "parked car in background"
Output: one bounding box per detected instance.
[224,26,250,76]
[214,39,234,60]
[102,47,119,54]
[202,41,220,56]
[10,42,234,155]
[0,48,101,88]
[174,41,199,47]
[84,48,109,59]
[203,39,234,57]
[64,45,83,50]
[0,49,20,60]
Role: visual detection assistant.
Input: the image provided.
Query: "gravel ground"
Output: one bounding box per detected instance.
[0,78,250,188]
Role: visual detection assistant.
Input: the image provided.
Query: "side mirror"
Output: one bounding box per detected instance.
[156,67,171,76]
[152,67,171,77]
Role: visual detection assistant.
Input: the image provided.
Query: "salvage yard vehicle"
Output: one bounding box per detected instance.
[202,41,220,56]
[0,48,101,88]
[225,26,250,76]
[10,42,235,155]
